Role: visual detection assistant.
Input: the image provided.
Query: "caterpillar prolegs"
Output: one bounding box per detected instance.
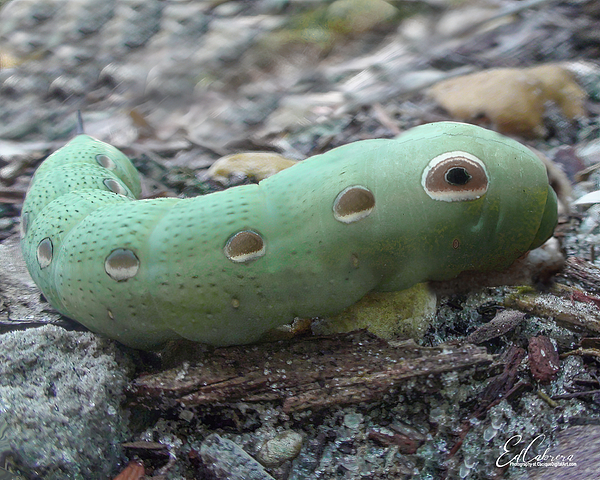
[20,121,558,349]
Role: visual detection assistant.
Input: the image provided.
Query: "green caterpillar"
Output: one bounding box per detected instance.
[20,121,557,349]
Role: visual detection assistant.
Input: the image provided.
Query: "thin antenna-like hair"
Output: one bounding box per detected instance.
[76,110,84,135]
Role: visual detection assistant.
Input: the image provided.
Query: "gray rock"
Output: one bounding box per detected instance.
[0,324,131,480]
[0,235,65,328]
[257,430,303,468]
[200,433,276,480]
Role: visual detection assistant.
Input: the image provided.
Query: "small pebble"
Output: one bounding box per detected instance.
[200,434,276,480]
[343,412,363,430]
[258,431,303,467]
[179,409,194,422]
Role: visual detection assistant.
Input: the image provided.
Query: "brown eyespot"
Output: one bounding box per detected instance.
[105,248,140,281]
[224,230,266,263]
[103,178,129,196]
[422,151,488,202]
[96,154,116,170]
[20,212,29,238]
[333,186,375,224]
[37,237,53,269]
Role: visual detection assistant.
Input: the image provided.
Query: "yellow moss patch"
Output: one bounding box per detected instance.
[205,152,298,184]
[428,64,587,137]
[326,0,398,35]
[254,0,399,62]
[312,283,437,341]
[0,50,22,69]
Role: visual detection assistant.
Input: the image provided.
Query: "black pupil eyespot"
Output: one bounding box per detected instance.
[445,167,471,186]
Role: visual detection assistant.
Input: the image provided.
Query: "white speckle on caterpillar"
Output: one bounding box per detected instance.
[333,186,376,224]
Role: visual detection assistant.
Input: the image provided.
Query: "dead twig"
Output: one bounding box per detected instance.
[130,331,493,413]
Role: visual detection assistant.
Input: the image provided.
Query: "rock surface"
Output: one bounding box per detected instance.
[0,325,131,479]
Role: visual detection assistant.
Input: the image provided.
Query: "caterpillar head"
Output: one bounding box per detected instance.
[376,121,559,287]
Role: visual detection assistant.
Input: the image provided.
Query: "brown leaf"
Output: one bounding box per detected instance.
[466,309,526,344]
[367,429,423,454]
[112,460,144,480]
[559,257,600,294]
[529,336,560,384]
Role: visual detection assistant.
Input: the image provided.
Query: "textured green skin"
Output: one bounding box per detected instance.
[21,122,558,349]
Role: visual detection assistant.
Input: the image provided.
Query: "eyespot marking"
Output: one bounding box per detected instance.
[37,237,53,269]
[445,167,471,186]
[422,151,488,202]
[224,230,266,263]
[96,154,116,170]
[20,212,29,238]
[333,186,375,224]
[103,178,129,196]
[105,248,140,281]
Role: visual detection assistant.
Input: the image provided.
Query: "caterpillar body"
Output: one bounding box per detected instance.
[20,122,558,349]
